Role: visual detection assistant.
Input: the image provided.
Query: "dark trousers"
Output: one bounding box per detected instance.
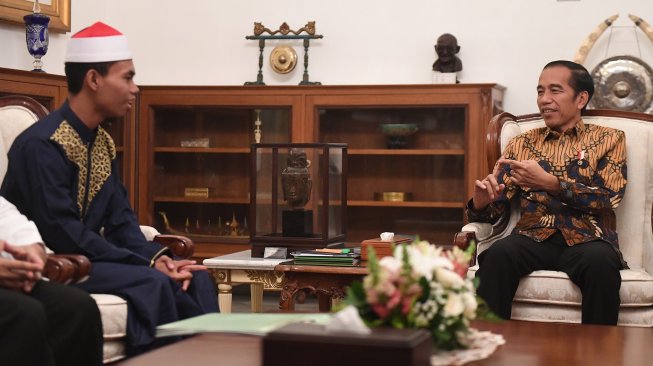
[475,231,622,325]
[76,262,219,355]
[0,280,103,366]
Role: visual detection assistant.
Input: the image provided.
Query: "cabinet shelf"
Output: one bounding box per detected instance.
[154,147,250,154]
[348,148,464,156]
[154,196,250,204]
[346,200,464,208]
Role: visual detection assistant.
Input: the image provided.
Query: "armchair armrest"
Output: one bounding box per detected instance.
[42,230,193,284]
[140,224,195,259]
[44,254,90,284]
[153,235,194,259]
[453,231,478,266]
[57,254,91,283]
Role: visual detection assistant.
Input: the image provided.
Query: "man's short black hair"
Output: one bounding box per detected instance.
[543,60,594,111]
[64,62,116,95]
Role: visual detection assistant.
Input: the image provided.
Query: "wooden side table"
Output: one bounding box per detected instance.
[274,263,367,312]
[203,250,287,313]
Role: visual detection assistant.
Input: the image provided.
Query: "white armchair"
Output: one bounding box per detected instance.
[0,95,195,362]
[457,110,653,327]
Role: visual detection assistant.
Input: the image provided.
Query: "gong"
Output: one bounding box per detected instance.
[589,55,653,113]
[269,45,297,74]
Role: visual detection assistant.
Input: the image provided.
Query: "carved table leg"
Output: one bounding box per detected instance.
[317,293,332,312]
[210,269,233,313]
[250,283,264,313]
[279,280,299,311]
[218,283,233,313]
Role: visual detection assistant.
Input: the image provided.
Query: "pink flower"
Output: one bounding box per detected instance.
[386,289,402,310]
[365,287,379,304]
[372,303,391,318]
[401,297,414,315]
[450,260,468,277]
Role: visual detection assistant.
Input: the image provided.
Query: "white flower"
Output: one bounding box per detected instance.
[462,292,478,319]
[415,314,429,327]
[435,267,465,289]
[395,242,453,280]
[443,293,465,318]
[378,256,402,280]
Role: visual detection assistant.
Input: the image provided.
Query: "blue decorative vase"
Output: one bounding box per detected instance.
[24,12,50,72]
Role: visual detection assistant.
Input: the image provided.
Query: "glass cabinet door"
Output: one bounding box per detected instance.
[317,106,467,246]
[146,105,291,253]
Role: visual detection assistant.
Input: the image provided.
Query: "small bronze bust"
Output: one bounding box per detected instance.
[281,149,312,209]
[432,33,462,73]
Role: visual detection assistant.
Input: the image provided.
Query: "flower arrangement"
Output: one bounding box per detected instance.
[343,239,485,350]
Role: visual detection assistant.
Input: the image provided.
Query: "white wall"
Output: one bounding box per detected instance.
[1,0,653,114]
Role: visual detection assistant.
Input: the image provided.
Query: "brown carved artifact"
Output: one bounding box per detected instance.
[281,149,312,209]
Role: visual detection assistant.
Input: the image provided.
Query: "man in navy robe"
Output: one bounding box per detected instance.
[1,21,218,354]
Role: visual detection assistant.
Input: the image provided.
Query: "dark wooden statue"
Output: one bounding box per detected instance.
[432,33,462,73]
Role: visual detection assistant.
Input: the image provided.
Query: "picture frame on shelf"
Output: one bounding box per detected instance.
[0,0,70,33]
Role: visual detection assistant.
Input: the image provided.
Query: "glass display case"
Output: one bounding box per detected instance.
[250,143,347,257]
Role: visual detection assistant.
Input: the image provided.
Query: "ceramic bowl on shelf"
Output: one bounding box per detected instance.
[379,123,419,149]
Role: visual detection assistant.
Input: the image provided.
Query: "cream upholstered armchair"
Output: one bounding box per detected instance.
[0,95,195,363]
[455,110,653,327]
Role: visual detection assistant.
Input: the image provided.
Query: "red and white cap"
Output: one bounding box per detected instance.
[65,22,132,63]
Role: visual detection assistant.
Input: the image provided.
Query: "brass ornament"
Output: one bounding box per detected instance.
[269,45,297,74]
[245,21,323,85]
[589,55,653,113]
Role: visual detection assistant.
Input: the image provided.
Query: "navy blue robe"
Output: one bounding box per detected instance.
[1,101,218,351]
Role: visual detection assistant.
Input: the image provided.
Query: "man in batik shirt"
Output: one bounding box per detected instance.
[467,60,627,325]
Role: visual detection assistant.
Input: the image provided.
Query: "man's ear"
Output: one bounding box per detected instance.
[84,69,101,91]
[577,91,589,110]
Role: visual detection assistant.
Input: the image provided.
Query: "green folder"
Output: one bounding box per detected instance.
[291,250,361,266]
[156,313,332,338]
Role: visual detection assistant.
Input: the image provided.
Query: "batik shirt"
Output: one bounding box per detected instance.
[467,120,628,267]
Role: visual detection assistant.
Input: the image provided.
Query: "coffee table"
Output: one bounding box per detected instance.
[203,250,287,313]
[274,262,367,311]
[116,320,653,365]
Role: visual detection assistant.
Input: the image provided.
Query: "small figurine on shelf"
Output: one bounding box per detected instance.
[228,212,240,236]
[254,109,263,143]
[184,217,190,233]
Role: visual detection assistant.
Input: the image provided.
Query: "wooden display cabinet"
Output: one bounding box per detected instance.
[136,84,503,258]
[0,67,136,205]
[304,84,504,246]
